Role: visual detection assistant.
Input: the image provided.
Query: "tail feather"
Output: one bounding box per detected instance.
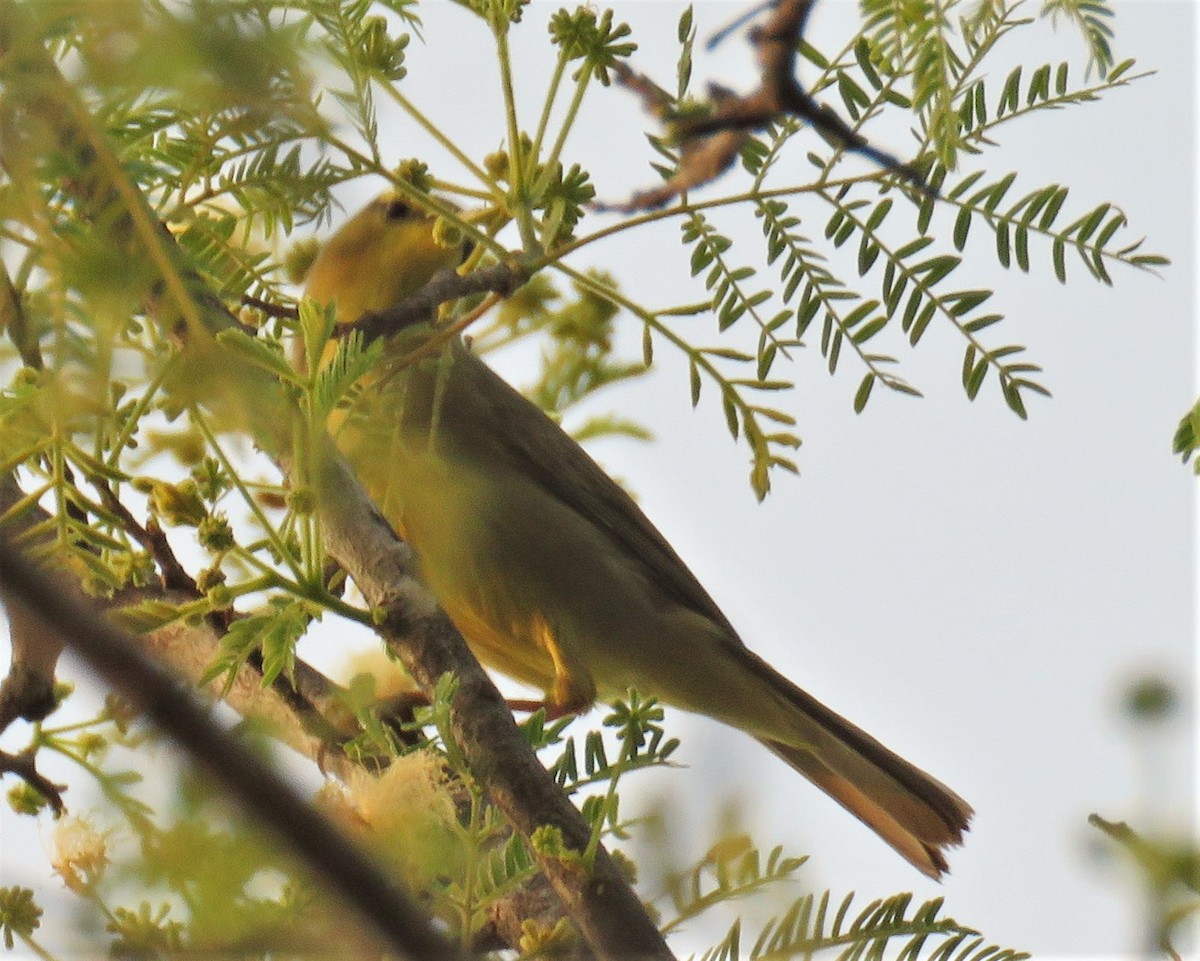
[760,737,967,878]
[744,653,972,878]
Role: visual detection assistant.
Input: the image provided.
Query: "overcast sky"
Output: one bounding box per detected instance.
[1,2,1195,958]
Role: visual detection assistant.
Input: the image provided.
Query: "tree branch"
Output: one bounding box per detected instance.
[308,450,674,961]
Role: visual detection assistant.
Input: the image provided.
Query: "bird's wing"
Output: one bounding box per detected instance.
[447,343,744,643]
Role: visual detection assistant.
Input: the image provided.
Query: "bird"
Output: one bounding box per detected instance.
[302,193,972,878]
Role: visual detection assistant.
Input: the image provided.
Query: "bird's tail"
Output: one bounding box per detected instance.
[746,654,972,878]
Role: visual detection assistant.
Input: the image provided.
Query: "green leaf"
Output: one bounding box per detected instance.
[796,295,820,336]
[1014,225,1030,271]
[758,343,778,380]
[996,222,1011,267]
[1075,203,1111,243]
[895,236,934,259]
[1003,381,1029,419]
[908,302,936,345]
[917,193,935,234]
[983,172,1017,212]
[1039,186,1069,229]
[999,66,1022,114]
[722,392,739,438]
[1027,63,1051,105]
[865,198,893,230]
[702,347,755,361]
[965,358,988,399]
[953,207,972,251]
[901,288,923,334]
[1095,211,1128,249]
[964,313,1004,333]
[215,328,300,383]
[690,243,714,276]
[1053,238,1067,282]
[857,238,880,275]
[854,38,882,89]
[883,268,908,317]
[677,5,693,43]
[948,290,992,316]
[843,300,880,329]
[797,38,829,68]
[914,255,960,286]
[259,603,308,687]
[827,329,843,373]
[852,317,887,344]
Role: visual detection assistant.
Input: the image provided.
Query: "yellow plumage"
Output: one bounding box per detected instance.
[303,195,973,878]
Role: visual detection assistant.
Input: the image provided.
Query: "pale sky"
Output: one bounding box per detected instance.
[1,2,1194,958]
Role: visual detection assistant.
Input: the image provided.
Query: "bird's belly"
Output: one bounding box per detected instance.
[342,427,773,725]
[386,446,678,702]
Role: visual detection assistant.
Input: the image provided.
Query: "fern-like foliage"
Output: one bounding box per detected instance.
[660,836,807,937]
[659,0,1168,485]
[698,890,1029,961]
[1041,0,1116,76]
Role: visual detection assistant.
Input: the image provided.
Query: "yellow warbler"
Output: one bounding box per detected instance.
[303,195,972,878]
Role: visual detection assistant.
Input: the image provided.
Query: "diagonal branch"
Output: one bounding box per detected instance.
[0,473,589,956]
[309,449,671,961]
[0,536,470,961]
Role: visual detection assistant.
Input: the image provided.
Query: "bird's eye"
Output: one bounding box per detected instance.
[384,199,413,221]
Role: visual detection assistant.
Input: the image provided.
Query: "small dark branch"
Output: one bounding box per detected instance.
[0,537,470,961]
[0,746,66,814]
[0,261,43,370]
[241,294,299,321]
[1,476,66,733]
[480,870,597,961]
[611,61,674,121]
[94,480,198,595]
[348,261,530,349]
[705,0,779,50]
[0,658,58,732]
[245,648,365,764]
[93,482,239,637]
[596,68,750,213]
[612,0,933,211]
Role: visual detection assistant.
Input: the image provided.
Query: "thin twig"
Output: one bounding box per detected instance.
[241,293,298,320]
[0,746,66,814]
[347,261,529,349]
[612,0,933,211]
[93,480,198,595]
